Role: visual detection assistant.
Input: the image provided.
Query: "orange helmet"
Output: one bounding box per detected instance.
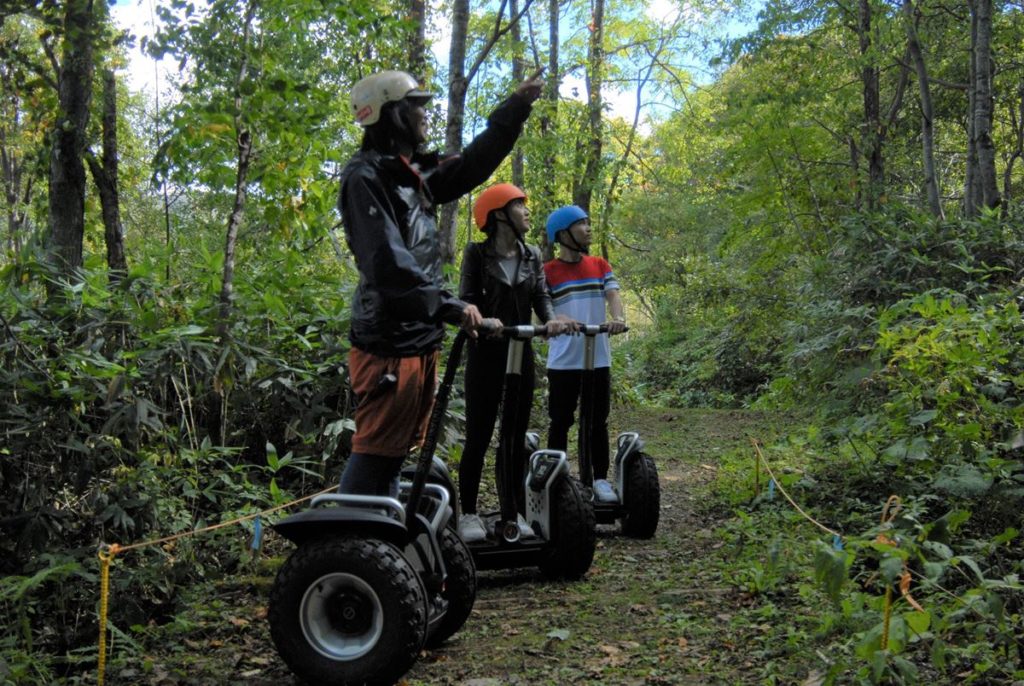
[473,183,527,230]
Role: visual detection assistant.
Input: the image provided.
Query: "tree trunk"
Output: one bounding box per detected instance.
[0,98,31,256]
[1002,81,1023,216]
[857,0,883,211]
[964,5,979,217]
[902,0,943,219]
[85,69,128,281]
[438,0,470,265]
[510,0,525,189]
[539,0,559,256]
[47,0,95,279]
[969,0,1000,212]
[575,0,604,219]
[409,0,428,82]
[217,0,256,339]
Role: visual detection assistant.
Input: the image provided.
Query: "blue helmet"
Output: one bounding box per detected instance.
[545,205,588,243]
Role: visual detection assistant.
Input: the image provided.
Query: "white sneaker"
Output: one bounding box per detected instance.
[458,514,486,543]
[516,514,536,538]
[594,479,618,503]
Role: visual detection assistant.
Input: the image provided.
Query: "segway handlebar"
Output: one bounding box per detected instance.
[478,321,548,339]
[580,323,630,336]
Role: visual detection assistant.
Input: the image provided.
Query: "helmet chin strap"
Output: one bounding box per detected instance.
[557,231,589,255]
[388,106,419,153]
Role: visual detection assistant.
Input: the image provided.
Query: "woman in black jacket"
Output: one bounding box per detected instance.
[456,184,569,542]
[337,72,542,498]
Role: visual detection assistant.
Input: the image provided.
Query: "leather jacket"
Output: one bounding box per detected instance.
[458,240,555,326]
[338,94,534,357]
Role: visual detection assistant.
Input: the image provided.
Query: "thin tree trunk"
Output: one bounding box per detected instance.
[510,0,525,188]
[1,105,30,255]
[858,0,883,211]
[970,0,1000,211]
[539,0,559,257]
[575,0,604,220]
[903,0,943,219]
[964,3,980,217]
[438,0,470,265]
[217,0,256,339]
[85,70,128,281]
[1002,82,1023,216]
[47,0,95,279]
[409,0,428,81]
[437,0,532,264]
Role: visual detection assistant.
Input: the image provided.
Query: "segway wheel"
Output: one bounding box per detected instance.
[425,527,477,647]
[620,453,660,539]
[268,536,428,686]
[539,476,596,580]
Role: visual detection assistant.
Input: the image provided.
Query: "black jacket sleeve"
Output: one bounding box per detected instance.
[529,246,556,323]
[341,170,465,324]
[458,243,484,307]
[427,94,533,204]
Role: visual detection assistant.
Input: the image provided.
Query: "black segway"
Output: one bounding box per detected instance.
[267,332,476,686]
[578,324,660,538]
[463,324,595,579]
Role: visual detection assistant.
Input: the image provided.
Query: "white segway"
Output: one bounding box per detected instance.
[464,324,596,579]
[578,324,660,538]
[267,332,476,686]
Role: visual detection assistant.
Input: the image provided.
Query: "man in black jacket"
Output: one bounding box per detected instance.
[337,70,543,496]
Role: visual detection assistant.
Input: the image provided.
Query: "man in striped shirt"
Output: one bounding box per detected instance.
[543,205,626,502]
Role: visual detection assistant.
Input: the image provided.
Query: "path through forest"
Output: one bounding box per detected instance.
[120,407,817,686]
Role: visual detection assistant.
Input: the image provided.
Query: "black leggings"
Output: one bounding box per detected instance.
[459,339,535,515]
[547,367,611,480]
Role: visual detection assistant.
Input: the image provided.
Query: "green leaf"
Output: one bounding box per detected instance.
[903,610,930,637]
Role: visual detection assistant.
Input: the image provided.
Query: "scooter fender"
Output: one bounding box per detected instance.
[613,432,645,502]
[524,449,571,540]
[272,506,407,547]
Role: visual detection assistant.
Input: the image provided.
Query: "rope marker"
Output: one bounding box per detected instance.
[251,515,263,551]
[94,485,335,685]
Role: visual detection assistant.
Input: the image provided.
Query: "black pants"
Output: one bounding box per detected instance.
[547,367,611,480]
[459,339,535,515]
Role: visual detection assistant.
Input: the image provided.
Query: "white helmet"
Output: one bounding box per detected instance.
[350,70,433,126]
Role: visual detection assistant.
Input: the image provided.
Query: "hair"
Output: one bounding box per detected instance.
[481,198,526,235]
[360,98,419,154]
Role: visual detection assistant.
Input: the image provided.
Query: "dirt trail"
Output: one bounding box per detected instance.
[402,408,767,686]
[122,408,799,685]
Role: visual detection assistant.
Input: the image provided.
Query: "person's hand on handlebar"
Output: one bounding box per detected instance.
[605,318,627,335]
[461,304,484,338]
[479,317,504,337]
[551,314,582,336]
[543,316,574,337]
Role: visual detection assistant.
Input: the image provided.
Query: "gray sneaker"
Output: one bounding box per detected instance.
[594,479,618,503]
[516,514,536,538]
[458,513,486,543]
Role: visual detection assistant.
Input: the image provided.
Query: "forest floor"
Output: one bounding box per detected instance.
[111,406,838,686]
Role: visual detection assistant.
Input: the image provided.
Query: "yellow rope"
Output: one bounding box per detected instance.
[750,439,842,538]
[881,584,894,652]
[95,484,336,684]
[111,485,335,554]
[97,546,115,686]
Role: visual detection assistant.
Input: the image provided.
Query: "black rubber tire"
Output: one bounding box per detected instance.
[539,476,596,580]
[620,453,660,539]
[268,536,427,686]
[424,527,477,647]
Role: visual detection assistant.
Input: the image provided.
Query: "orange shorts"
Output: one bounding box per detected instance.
[348,347,439,458]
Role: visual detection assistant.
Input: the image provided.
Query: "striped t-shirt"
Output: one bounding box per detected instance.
[543,255,620,369]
